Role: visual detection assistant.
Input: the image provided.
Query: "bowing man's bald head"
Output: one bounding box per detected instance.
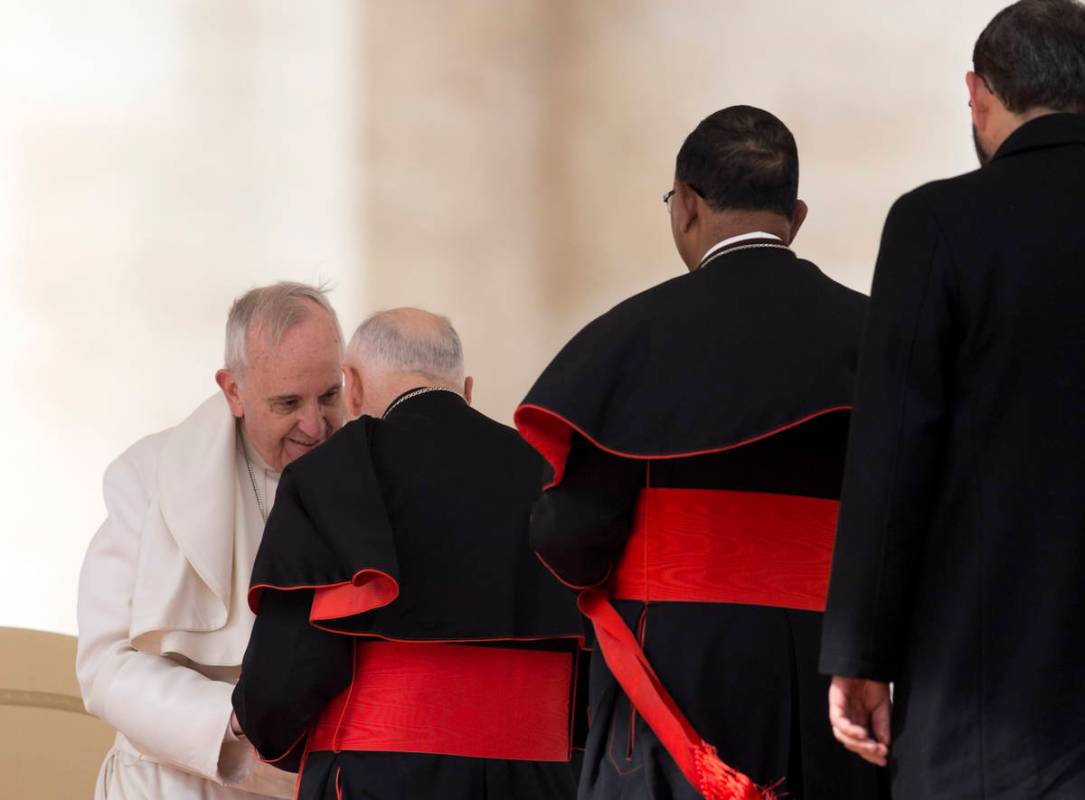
[343,308,473,418]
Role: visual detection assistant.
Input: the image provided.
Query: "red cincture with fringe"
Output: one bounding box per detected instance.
[576,487,840,800]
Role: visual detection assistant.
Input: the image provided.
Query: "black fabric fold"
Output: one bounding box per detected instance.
[250,394,587,643]
[248,417,399,614]
[516,249,867,486]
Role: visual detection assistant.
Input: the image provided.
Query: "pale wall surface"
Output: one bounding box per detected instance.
[1,0,1005,635]
[0,1,365,634]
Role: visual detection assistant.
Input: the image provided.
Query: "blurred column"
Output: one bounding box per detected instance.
[361,0,991,430]
[360,1,566,420]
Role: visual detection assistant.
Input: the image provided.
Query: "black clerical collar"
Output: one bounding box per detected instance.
[992,112,1085,163]
[382,386,464,419]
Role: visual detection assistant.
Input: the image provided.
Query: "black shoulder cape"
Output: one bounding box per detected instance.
[249,404,585,643]
[515,247,868,486]
[247,418,400,627]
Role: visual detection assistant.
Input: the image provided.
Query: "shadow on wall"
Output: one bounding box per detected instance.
[0,627,114,796]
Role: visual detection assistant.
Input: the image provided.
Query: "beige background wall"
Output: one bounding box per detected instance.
[1,0,1004,636]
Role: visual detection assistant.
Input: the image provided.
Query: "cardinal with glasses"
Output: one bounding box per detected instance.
[516,106,888,800]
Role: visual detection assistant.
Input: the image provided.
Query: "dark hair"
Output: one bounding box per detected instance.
[675,106,799,218]
[974,0,1085,114]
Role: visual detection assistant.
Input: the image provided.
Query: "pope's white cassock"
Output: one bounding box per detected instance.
[77,394,296,799]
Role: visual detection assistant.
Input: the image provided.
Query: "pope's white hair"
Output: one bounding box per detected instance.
[347,308,464,385]
[224,281,343,372]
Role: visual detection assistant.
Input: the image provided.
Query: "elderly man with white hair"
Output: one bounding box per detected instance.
[77,282,347,799]
[233,308,584,800]
[340,306,473,420]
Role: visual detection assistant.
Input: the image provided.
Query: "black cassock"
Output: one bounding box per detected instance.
[233,390,586,800]
[821,113,1085,799]
[516,239,888,800]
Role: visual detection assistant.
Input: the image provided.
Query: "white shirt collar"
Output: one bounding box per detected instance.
[239,423,279,477]
[699,231,782,264]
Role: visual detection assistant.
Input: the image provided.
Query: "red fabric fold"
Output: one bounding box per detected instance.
[247,569,400,617]
[578,589,778,800]
[310,569,400,622]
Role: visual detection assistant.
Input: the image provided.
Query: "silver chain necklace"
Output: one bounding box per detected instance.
[243,449,267,522]
[383,386,460,419]
[696,241,791,271]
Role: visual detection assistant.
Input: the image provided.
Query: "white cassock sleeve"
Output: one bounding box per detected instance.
[76,439,254,786]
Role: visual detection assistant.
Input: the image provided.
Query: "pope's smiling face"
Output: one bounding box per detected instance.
[217,307,345,471]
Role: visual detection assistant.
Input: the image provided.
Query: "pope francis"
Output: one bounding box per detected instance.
[76,281,347,799]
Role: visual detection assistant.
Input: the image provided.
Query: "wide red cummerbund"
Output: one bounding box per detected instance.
[610,488,839,612]
[308,640,574,762]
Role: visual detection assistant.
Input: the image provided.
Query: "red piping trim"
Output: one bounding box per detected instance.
[567,647,582,759]
[249,580,346,614]
[292,745,309,800]
[533,549,611,591]
[306,625,588,649]
[515,403,852,489]
[627,605,650,758]
[642,464,651,602]
[258,726,308,766]
[248,568,400,616]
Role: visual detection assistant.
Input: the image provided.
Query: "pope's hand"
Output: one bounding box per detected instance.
[828,676,891,767]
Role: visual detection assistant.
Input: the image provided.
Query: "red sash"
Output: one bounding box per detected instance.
[308,640,574,762]
[579,488,838,800]
[612,488,837,611]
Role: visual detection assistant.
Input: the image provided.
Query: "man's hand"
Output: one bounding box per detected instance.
[828,676,891,766]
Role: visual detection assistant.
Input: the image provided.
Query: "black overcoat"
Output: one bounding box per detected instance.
[820,113,1085,800]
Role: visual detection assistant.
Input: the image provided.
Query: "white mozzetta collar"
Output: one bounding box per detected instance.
[699,231,782,263]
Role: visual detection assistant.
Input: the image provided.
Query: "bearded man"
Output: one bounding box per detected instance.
[821,2,1085,797]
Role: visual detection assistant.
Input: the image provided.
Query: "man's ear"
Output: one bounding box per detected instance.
[215,368,245,418]
[463,375,474,407]
[670,181,702,272]
[343,364,364,419]
[966,71,990,131]
[788,200,809,245]
[675,181,700,235]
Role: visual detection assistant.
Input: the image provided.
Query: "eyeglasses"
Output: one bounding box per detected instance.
[662,184,702,209]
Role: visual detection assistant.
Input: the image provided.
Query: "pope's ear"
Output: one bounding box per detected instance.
[463,375,474,407]
[216,369,244,418]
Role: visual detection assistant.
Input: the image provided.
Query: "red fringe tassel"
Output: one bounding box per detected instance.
[693,742,780,800]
